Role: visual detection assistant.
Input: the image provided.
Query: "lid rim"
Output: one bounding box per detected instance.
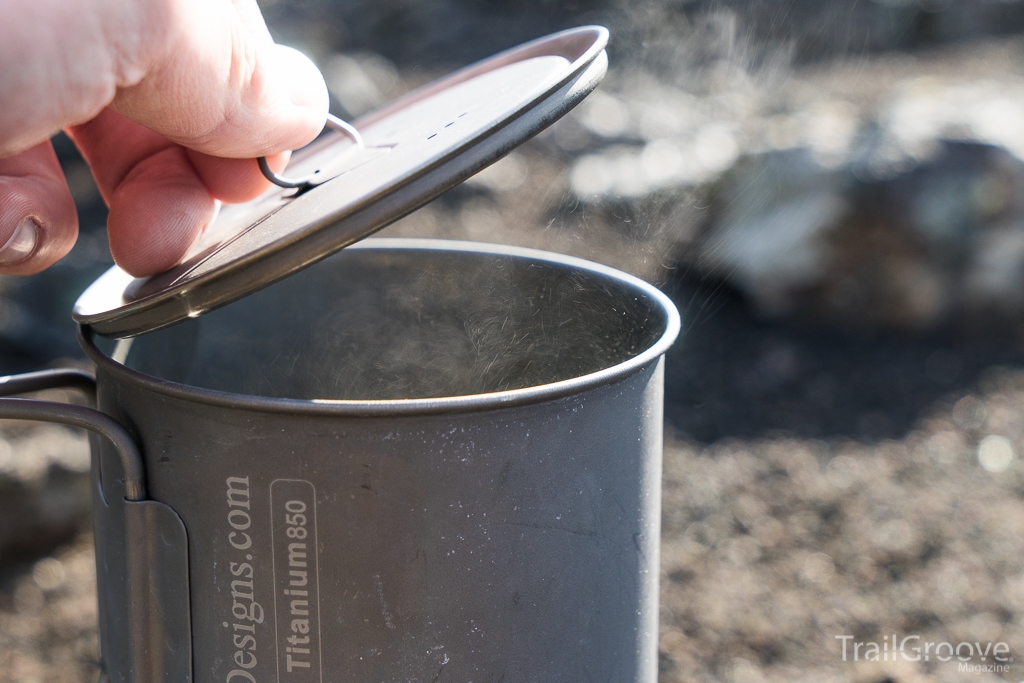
[80,239,681,418]
[355,25,609,130]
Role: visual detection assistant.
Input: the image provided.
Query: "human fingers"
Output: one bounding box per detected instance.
[68,109,214,277]
[0,0,149,157]
[69,108,288,203]
[185,149,290,203]
[68,109,291,275]
[0,0,327,162]
[0,141,77,275]
[106,146,216,277]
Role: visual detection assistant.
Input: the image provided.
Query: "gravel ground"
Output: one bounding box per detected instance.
[660,374,1024,683]
[0,533,99,683]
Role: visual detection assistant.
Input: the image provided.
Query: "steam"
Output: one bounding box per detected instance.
[120,245,666,401]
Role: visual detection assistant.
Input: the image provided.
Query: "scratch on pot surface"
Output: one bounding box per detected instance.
[504,521,603,540]
[373,574,397,629]
[430,653,450,683]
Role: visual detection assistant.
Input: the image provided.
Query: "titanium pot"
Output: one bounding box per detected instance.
[0,25,680,683]
[0,238,680,683]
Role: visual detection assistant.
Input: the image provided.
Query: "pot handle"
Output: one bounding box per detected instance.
[0,368,193,683]
[0,368,145,501]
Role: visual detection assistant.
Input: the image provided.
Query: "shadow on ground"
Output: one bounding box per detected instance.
[663,276,1024,443]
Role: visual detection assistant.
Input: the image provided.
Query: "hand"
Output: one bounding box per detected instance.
[0,0,328,277]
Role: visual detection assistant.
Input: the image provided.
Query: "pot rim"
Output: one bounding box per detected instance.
[79,238,681,417]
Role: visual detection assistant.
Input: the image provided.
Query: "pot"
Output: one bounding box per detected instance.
[0,26,681,683]
[0,239,679,682]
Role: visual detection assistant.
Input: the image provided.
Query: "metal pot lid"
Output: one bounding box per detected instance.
[74,26,609,338]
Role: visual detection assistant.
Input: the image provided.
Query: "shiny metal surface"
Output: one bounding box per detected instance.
[0,367,96,401]
[258,113,365,189]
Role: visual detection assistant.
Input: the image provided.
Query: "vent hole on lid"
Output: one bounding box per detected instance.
[427,134,437,140]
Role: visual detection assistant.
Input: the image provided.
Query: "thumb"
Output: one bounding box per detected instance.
[0,141,78,276]
[111,0,328,159]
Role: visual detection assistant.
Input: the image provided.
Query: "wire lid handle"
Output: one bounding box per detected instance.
[258,113,364,189]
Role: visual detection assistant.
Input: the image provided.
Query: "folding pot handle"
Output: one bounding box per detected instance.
[0,368,193,683]
[0,368,145,500]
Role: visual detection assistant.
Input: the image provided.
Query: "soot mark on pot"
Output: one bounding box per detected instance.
[497,459,513,488]
[361,462,378,493]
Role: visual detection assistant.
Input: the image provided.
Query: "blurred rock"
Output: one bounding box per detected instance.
[0,422,91,563]
[690,140,1024,328]
[692,149,848,318]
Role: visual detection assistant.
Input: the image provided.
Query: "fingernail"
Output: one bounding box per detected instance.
[0,217,39,265]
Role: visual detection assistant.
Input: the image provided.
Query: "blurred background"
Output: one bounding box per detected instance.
[7,0,1024,681]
